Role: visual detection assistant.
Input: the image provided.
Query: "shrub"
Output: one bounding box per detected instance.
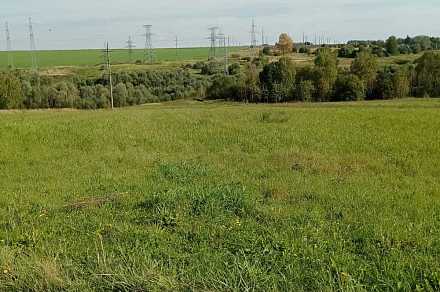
[0,73,24,109]
[201,61,223,75]
[113,83,128,107]
[206,75,239,100]
[228,63,241,75]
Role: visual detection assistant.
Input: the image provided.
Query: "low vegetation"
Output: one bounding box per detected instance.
[0,100,439,290]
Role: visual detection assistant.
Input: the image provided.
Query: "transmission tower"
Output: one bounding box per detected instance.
[126,35,136,63]
[5,22,13,69]
[28,17,38,70]
[225,36,230,75]
[208,26,219,60]
[261,27,265,46]
[103,42,114,109]
[250,19,258,57]
[143,25,155,64]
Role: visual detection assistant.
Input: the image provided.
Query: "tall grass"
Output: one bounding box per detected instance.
[0,99,439,290]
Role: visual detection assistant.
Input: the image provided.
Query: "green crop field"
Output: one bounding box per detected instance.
[0,47,242,69]
[1,99,440,291]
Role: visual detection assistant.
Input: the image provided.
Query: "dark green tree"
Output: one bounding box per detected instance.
[386,36,399,56]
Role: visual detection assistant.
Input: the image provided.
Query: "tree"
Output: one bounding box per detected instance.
[392,67,411,98]
[313,48,338,101]
[295,80,315,102]
[375,66,412,99]
[239,63,261,102]
[414,52,440,97]
[350,51,378,96]
[260,57,296,101]
[0,73,24,109]
[276,33,294,55]
[386,36,399,56]
[334,73,366,101]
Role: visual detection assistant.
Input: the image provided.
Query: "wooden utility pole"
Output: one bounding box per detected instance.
[104,42,114,109]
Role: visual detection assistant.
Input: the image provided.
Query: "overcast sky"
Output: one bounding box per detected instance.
[1,0,440,50]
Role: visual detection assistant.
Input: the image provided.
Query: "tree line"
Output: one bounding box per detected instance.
[340,35,440,58]
[207,50,440,102]
[0,69,208,110]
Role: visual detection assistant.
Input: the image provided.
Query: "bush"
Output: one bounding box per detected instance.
[201,61,223,75]
[113,83,128,107]
[0,73,24,109]
[228,63,241,75]
[206,75,239,100]
[262,46,273,56]
[338,46,357,58]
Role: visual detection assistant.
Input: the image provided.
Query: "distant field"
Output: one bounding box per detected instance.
[0,47,241,69]
[0,99,439,291]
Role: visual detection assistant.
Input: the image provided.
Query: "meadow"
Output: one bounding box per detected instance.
[0,47,241,69]
[0,99,439,291]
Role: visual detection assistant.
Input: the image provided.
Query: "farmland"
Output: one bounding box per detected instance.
[1,99,439,291]
[0,47,242,69]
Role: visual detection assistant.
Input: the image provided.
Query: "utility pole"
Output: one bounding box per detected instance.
[5,22,13,69]
[175,35,179,61]
[126,35,135,63]
[208,26,219,60]
[28,17,38,71]
[104,42,114,109]
[143,25,154,64]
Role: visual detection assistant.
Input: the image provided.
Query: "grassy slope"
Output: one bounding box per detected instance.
[0,47,241,69]
[0,99,440,291]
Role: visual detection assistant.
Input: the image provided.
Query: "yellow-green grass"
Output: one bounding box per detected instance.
[0,99,439,290]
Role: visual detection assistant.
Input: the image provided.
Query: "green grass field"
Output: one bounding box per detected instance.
[0,47,241,69]
[1,99,440,291]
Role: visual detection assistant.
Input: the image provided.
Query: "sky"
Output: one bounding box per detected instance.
[1,0,440,50]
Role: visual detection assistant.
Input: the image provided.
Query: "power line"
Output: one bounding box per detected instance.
[126,35,136,63]
[5,22,13,69]
[143,25,155,64]
[103,42,114,109]
[28,17,38,71]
